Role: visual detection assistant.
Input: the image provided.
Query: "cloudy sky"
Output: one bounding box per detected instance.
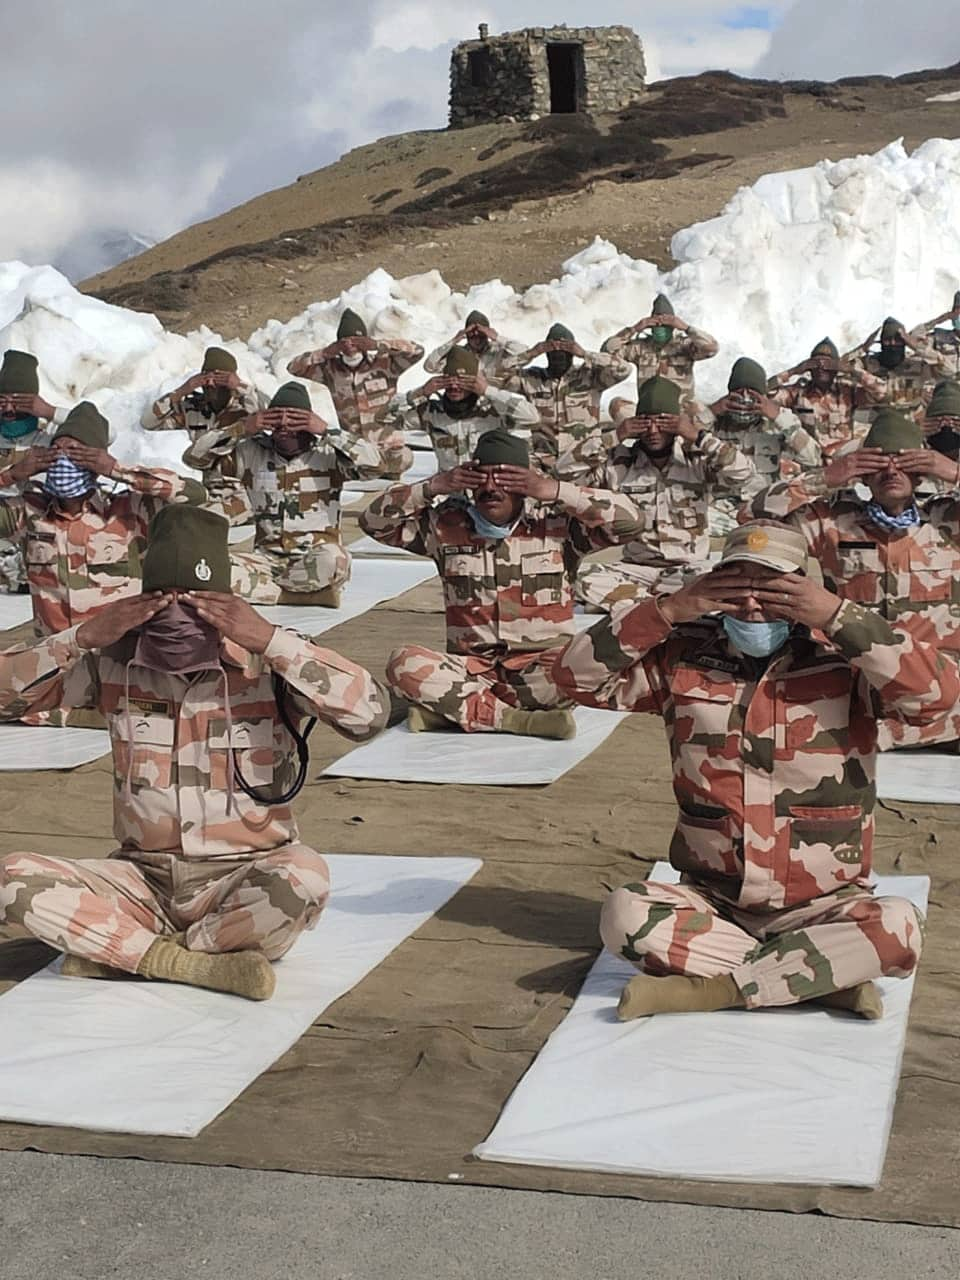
[3,0,958,276]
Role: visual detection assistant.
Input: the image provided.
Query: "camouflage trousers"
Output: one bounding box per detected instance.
[575,558,711,611]
[0,844,330,973]
[202,473,254,526]
[600,878,924,1009]
[387,644,569,731]
[370,426,412,480]
[230,542,352,604]
[0,537,26,593]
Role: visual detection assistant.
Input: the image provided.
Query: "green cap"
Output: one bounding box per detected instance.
[728,357,767,394]
[337,308,367,339]
[927,379,960,419]
[0,350,39,395]
[547,322,574,343]
[269,381,312,412]
[652,293,673,316]
[53,402,109,451]
[881,317,903,342]
[635,376,681,416]
[810,337,839,359]
[473,427,529,469]
[201,346,238,374]
[444,347,480,378]
[142,506,232,594]
[465,310,489,329]
[863,408,923,452]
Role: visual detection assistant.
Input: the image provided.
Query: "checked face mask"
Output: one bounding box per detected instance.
[43,454,95,499]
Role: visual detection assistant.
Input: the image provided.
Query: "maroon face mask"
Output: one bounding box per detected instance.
[133,599,221,673]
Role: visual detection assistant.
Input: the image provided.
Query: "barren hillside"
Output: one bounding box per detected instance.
[85,66,960,339]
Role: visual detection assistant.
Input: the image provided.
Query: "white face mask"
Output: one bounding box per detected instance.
[340,352,364,368]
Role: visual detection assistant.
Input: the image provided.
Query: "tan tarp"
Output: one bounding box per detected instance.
[1,576,958,1226]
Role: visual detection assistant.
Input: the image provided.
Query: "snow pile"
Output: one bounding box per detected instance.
[3,138,960,472]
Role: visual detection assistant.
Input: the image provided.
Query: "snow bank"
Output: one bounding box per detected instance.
[3,138,960,472]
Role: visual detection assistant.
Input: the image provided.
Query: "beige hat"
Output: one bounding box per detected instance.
[721,521,811,575]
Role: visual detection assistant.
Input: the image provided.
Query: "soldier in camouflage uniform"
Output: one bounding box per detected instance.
[743,408,960,748]
[287,308,423,480]
[141,346,261,526]
[555,521,959,1021]
[0,506,389,1001]
[846,316,951,422]
[500,323,632,478]
[0,350,60,593]
[602,293,719,399]
[570,379,756,610]
[384,347,539,472]
[709,357,821,528]
[359,427,642,739]
[913,292,960,379]
[184,382,380,608]
[920,377,960,463]
[423,309,525,386]
[0,401,205,637]
[769,337,888,456]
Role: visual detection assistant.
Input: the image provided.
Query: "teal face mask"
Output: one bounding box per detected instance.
[0,415,39,441]
[467,504,520,541]
[650,325,674,346]
[723,615,792,658]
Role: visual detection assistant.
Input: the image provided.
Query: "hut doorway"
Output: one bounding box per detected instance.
[547,42,582,113]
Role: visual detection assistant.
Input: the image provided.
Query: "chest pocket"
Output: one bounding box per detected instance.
[670,664,738,743]
[85,529,132,579]
[520,549,565,605]
[25,534,56,567]
[907,547,957,605]
[207,718,275,792]
[665,485,702,530]
[111,713,174,790]
[835,543,884,603]
[774,666,850,758]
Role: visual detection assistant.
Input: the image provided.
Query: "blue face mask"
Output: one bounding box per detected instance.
[0,414,38,441]
[467,504,520,541]
[723,615,792,658]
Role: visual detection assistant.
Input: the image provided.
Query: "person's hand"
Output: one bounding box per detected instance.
[923,413,960,439]
[630,316,655,333]
[0,392,57,420]
[474,324,498,341]
[421,376,450,398]
[56,438,115,477]
[241,410,271,436]
[656,313,687,330]
[184,592,275,654]
[749,573,841,630]
[657,568,756,625]
[896,448,960,483]
[710,395,739,416]
[452,372,487,397]
[757,395,783,421]
[524,341,549,359]
[205,370,242,390]
[487,465,560,502]
[7,446,60,484]
[77,592,174,650]
[824,447,888,489]
[674,413,701,442]
[428,464,486,496]
[545,340,577,355]
[861,326,881,350]
[172,373,208,400]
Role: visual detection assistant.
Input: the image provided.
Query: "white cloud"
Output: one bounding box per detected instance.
[372,3,495,53]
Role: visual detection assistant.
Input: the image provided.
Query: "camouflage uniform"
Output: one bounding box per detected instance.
[710,406,821,501]
[769,371,888,457]
[846,334,951,421]
[745,468,960,746]
[601,327,719,399]
[555,597,959,1006]
[384,385,539,472]
[287,340,423,479]
[423,335,526,385]
[0,422,54,593]
[569,426,756,610]
[142,383,262,525]
[500,352,632,478]
[359,478,642,731]
[183,423,380,604]
[0,624,388,970]
[0,462,205,637]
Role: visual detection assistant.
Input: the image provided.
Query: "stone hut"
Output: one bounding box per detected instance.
[449,24,646,128]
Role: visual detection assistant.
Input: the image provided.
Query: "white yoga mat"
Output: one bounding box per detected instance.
[0,725,110,771]
[259,558,436,636]
[0,594,33,630]
[324,706,628,786]
[475,864,929,1188]
[0,853,480,1138]
[345,451,436,492]
[347,534,426,559]
[877,751,959,805]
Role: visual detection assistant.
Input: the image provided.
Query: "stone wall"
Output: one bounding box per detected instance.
[449,25,646,128]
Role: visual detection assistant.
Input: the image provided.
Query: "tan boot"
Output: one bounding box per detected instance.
[407,706,456,733]
[277,586,341,608]
[498,708,577,740]
[136,938,276,1001]
[617,972,745,1021]
[814,981,884,1020]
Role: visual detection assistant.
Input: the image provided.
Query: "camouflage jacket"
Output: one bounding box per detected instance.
[565,427,757,567]
[710,407,821,498]
[360,479,642,658]
[385,386,539,471]
[0,465,205,636]
[846,335,951,415]
[286,341,424,434]
[500,352,633,463]
[770,372,887,456]
[423,336,527,384]
[0,625,388,859]
[183,424,380,561]
[601,327,719,396]
[555,597,960,911]
[744,469,960,654]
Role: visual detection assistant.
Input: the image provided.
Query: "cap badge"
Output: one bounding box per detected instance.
[746,530,769,552]
[194,558,212,583]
